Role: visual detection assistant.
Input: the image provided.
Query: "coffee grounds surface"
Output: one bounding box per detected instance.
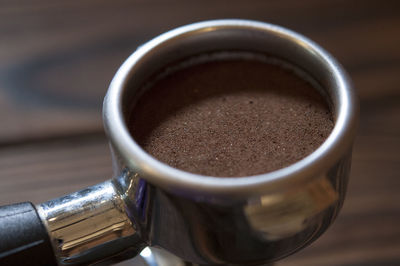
[129,58,334,177]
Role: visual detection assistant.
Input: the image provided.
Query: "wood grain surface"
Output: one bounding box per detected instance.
[0,1,399,265]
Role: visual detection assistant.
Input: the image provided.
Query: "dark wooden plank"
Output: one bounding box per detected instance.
[1,0,399,141]
[0,132,398,265]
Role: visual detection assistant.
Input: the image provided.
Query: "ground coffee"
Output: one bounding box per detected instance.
[129,53,334,177]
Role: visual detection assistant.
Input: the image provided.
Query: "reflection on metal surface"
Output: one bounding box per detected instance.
[245,176,338,240]
[140,247,158,266]
[140,247,186,266]
[38,181,144,265]
[111,154,349,265]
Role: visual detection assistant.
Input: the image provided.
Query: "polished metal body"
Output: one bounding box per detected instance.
[37,20,359,265]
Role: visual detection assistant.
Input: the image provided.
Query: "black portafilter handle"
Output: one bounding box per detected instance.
[0,202,57,266]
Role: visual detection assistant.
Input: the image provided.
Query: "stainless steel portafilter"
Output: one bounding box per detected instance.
[0,20,358,266]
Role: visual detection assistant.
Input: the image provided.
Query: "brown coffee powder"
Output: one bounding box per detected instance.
[129,55,334,177]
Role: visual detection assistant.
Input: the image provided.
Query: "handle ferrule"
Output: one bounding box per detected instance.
[37,181,145,265]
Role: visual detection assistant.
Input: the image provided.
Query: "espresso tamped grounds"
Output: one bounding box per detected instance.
[129,56,334,177]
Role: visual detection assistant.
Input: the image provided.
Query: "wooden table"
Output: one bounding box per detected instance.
[1,1,399,265]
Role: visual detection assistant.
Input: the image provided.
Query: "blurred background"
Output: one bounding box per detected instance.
[0,1,399,265]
